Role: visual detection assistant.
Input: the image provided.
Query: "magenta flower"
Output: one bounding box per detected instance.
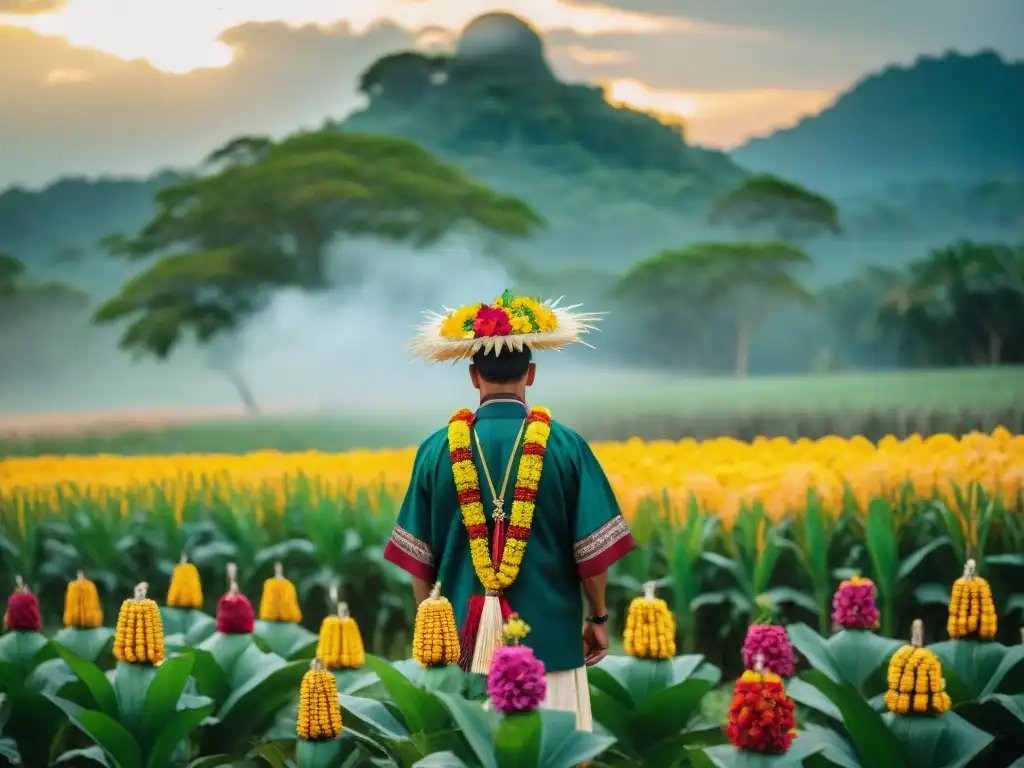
[831,576,880,631]
[742,624,796,678]
[487,645,547,714]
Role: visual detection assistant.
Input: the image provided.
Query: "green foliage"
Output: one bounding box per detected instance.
[93,130,543,361]
[710,175,842,242]
[871,241,1024,367]
[615,241,812,375]
[587,654,722,765]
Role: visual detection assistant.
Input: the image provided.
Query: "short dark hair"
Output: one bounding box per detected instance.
[472,346,532,383]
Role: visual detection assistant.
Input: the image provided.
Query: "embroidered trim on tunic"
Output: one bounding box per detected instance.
[390,524,434,566]
[574,516,632,564]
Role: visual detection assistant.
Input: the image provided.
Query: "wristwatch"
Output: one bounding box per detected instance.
[585,614,609,625]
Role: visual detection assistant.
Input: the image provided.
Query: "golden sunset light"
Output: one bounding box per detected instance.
[1,0,701,74]
[603,78,839,147]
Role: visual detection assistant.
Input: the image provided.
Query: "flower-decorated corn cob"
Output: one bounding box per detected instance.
[412,582,460,667]
[884,619,952,716]
[947,558,997,640]
[623,581,676,659]
[113,582,165,665]
[63,571,103,629]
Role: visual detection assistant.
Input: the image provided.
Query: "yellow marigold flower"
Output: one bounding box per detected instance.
[884,620,951,716]
[623,581,676,660]
[113,582,165,665]
[166,554,203,610]
[509,314,533,334]
[297,659,343,741]
[503,613,530,644]
[317,598,365,670]
[259,562,302,623]
[412,583,460,668]
[440,303,482,339]
[533,305,557,332]
[64,571,103,629]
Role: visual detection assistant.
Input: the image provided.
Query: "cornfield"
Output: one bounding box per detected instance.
[1,429,1022,666]
[3,428,1022,524]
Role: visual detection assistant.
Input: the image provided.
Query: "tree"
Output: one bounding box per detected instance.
[873,241,1024,366]
[709,175,841,243]
[615,241,812,377]
[0,253,90,375]
[93,130,544,410]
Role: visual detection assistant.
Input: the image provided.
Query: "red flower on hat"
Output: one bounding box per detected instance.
[473,305,512,337]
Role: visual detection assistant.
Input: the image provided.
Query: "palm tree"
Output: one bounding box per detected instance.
[872,241,1024,366]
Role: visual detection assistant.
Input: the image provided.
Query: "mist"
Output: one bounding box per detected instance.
[0,238,626,420]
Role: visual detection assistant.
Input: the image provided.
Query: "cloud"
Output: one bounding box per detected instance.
[0,0,64,13]
[572,0,1024,58]
[556,43,633,65]
[2,0,731,72]
[4,0,1021,188]
[0,21,414,187]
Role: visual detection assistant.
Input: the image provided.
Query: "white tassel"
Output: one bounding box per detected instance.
[471,594,505,674]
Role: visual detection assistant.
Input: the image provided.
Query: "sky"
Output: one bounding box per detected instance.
[2,0,1022,188]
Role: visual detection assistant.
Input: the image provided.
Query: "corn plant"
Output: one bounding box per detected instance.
[654,497,717,654]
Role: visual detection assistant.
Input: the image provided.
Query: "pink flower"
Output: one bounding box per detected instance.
[742,624,795,678]
[472,305,512,337]
[487,645,546,713]
[831,577,880,631]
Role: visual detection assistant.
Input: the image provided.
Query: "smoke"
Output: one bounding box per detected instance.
[0,237,615,420]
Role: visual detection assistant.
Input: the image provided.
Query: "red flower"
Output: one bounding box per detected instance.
[472,306,512,337]
[216,592,255,634]
[727,675,796,754]
[3,590,41,632]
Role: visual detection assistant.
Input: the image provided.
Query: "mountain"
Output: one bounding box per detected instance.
[0,13,749,284]
[0,172,185,297]
[732,51,1024,193]
[1,17,1023,296]
[332,13,748,267]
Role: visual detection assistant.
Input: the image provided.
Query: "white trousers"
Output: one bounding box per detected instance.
[541,667,593,732]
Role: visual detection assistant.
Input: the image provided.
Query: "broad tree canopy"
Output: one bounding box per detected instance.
[94,130,544,360]
[615,241,812,376]
[710,175,841,242]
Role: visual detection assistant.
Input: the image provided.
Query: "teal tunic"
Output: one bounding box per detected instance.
[383,396,635,673]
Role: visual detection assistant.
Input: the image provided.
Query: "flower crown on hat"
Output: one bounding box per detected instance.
[409,289,602,362]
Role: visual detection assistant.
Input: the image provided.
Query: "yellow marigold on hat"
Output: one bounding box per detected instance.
[410,288,602,362]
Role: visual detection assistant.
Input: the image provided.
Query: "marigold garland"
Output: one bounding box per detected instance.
[448,405,552,592]
[439,291,558,341]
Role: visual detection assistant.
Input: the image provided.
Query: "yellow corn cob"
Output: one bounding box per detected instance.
[317,592,366,670]
[63,571,103,629]
[113,582,165,665]
[259,562,302,622]
[167,553,203,609]
[297,658,343,740]
[623,581,676,660]
[947,559,997,640]
[884,620,951,716]
[412,582,460,668]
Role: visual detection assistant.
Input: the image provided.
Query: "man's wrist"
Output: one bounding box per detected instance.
[585,612,609,624]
